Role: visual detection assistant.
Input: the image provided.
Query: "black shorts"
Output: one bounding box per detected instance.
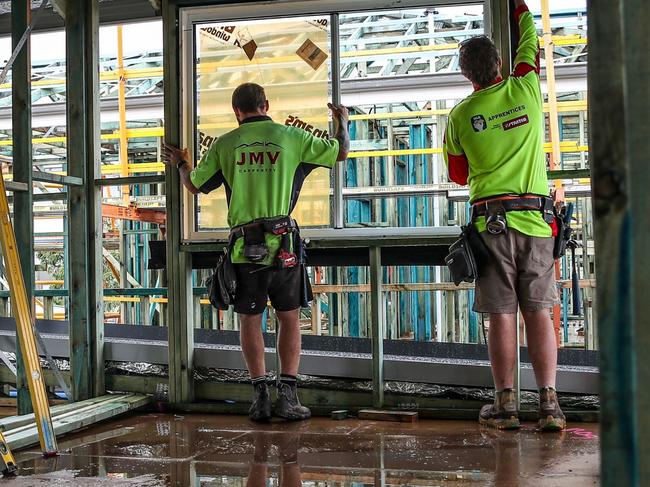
[233,264,302,315]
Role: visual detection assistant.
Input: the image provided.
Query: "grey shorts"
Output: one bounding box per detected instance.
[473,229,559,314]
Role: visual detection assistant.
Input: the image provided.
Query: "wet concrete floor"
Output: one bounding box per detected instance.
[4,413,599,486]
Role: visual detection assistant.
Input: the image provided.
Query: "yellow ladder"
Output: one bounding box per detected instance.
[0,170,57,455]
[0,430,16,476]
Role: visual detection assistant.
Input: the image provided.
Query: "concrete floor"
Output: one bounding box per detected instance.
[5,413,599,486]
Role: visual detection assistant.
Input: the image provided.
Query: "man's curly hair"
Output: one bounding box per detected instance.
[459,35,501,88]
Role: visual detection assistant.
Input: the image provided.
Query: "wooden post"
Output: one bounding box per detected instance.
[141,296,151,326]
[11,0,34,415]
[43,297,54,321]
[310,294,322,336]
[163,1,194,404]
[0,297,8,317]
[622,0,650,478]
[192,295,201,329]
[65,0,104,400]
[588,0,638,484]
[540,0,564,347]
[369,246,384,408]
[116,25,130,206]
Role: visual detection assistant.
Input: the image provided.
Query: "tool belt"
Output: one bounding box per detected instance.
[206,216,310,310]
[230,216,300,268]
[470,193,573,259]
[470,194,555,235]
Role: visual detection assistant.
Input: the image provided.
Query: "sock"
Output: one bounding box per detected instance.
[251,375,266,386]
[280,374,297,386]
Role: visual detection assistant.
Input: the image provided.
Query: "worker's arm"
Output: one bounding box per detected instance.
[328,103,350,161]
[161,143,200,194]
[512,0,540,77]
[297,103,349,169]
[443,115,469,186]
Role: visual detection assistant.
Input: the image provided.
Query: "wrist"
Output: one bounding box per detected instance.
[177,159,188,170]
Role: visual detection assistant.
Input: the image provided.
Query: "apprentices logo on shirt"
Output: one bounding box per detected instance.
[470,115,487,132]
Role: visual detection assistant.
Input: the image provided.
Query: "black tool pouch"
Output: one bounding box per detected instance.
[206,247,237,310]
[242,222,269,262]
[464,223,491,270]
[553,214,573,259]
[445,225,479,286]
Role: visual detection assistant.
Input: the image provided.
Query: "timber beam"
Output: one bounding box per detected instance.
[11,0,34,416]
[65,0,104,400]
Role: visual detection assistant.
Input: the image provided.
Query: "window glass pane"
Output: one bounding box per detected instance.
[195,16,332,232]
[339,6,484,79]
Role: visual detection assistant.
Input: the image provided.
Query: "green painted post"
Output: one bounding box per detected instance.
[370,246,384,408]
[12,0,34,415]
[163,0,194,404]
[588,0,638,484]
[65,0,105,400]
[622,0,650,479]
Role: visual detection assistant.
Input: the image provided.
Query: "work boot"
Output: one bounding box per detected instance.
[479,388,520,430]
[249,381,272,422]
[274,382,311,421]
[538,387,566,431]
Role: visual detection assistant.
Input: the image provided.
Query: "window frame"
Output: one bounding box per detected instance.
[180,0,486,242]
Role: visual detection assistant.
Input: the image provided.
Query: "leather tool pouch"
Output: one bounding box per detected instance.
[206,247,237,310]
[242,222,269,262]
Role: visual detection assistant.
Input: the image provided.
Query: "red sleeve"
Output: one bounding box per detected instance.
[513,60,539,77]
[513,4,529,23]
[447,152,469,186]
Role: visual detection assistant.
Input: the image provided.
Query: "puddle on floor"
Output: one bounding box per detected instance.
[7,413,599,486]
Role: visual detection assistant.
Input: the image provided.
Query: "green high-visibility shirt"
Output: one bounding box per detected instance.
[190,115,339,264]
[443,5,551,237]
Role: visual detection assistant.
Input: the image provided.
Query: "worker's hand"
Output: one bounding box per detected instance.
[161,143,190,167]
[328,103,349,125]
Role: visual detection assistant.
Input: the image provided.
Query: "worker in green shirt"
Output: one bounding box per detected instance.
[443,0,565,431]
[162,83,350,422]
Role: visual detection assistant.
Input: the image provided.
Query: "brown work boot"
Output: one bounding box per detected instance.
[538,387,566,431]
[479,389,520,430]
